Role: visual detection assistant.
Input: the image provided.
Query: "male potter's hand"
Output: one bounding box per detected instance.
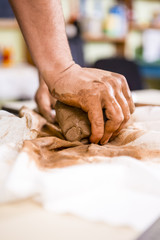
[35,77,56,123]
[44,64,135,144]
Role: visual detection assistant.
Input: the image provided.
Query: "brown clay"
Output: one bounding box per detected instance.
[55,101,91,142]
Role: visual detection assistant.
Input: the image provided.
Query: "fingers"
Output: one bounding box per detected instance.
[102,75,134,142]
[87,101,104,144]
[86,76,133,145]
[100,97,124,145]
[120,76,135,114]
[111,92,131,138]
[35,89,55,123]
[39,104,55,123]
[100,81,133,144]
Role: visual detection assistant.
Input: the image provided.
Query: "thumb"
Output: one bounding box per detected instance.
[35,92,55,123]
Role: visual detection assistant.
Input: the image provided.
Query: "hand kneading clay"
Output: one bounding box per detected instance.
[55,101,91,142]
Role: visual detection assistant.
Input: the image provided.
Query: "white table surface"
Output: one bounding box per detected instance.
[0,199,138,240]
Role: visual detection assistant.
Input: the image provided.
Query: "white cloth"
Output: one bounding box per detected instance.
[1,107,160,232]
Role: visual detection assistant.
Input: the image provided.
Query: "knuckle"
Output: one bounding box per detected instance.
[126,91,133,101]
[94,118,104,127]
[126,95,131,102]
[115,114,124,124]
[124,113,130,122]
[120,75,127,83]
[113,79,121,89]
[81,95,99,110]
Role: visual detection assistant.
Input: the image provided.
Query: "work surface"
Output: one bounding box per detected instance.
[1,89,160,240]
[0,199,138,240]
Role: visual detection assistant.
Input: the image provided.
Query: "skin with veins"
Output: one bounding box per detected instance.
[51,64,135,144]
[55,101,91,142]
[9,0,135,144]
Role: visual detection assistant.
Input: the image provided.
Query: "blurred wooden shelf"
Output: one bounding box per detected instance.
[82,21,160,56]
[82,33,125,44]
[0,18,19,29]
[130,23,160,31]
[82,33,126,56]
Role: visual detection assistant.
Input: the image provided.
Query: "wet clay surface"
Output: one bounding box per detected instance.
[20,107,160,169]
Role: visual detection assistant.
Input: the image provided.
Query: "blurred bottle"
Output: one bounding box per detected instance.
[103,4,128,38]
[80,0,86,18]
[2,47,13,67]
[0,47,2,65]
[80,0,103,36]
[152,11,160,28]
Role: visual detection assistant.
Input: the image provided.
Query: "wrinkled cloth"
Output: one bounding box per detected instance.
[20,106,160,169]
[0,106,160,231]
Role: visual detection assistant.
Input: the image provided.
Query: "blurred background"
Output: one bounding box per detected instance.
[0,0,160,108]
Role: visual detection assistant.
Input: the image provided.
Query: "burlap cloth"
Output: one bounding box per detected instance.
[19,106,160,169]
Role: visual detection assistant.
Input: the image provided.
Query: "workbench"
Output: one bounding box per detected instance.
[0,89,160,240]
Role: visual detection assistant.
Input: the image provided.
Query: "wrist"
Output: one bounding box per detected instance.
[41,59,75,91]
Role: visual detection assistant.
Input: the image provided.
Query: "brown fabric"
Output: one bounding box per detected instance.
[19,107,160,169]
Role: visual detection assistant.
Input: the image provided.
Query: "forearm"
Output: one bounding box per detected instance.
[9,0,73,87]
